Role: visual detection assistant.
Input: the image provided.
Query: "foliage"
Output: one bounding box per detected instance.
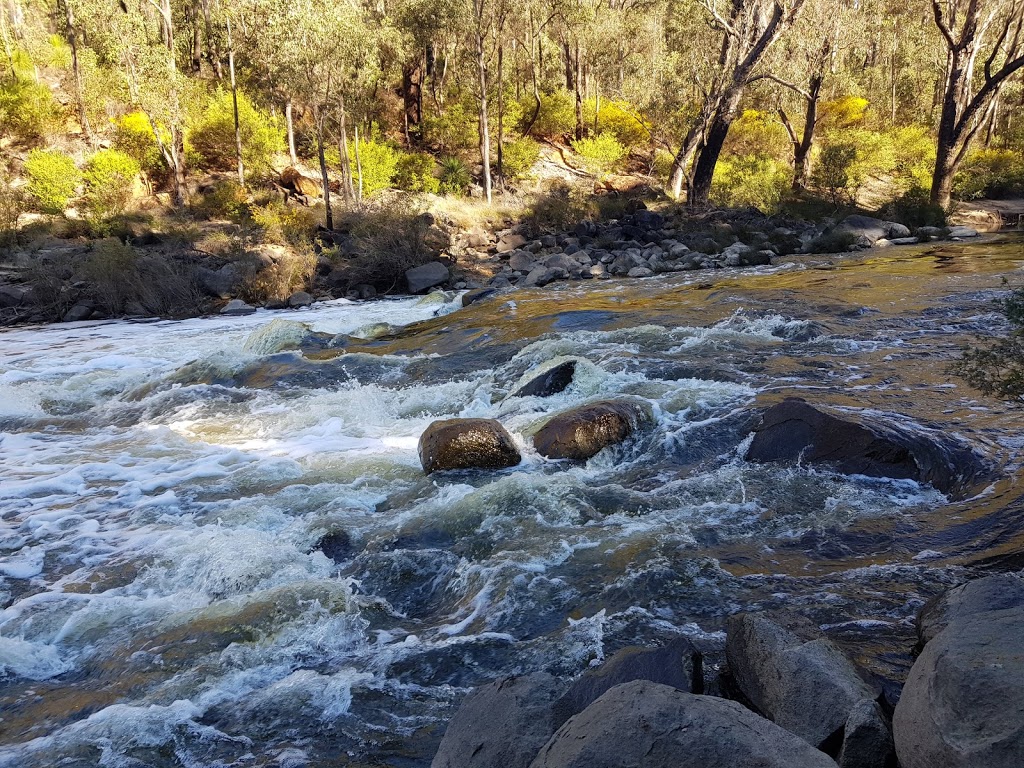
[500,136,540,180]
[82,150,141,225]
[0,75,64,144]
[421,101,477,154]
[81,238,139,314]
[521,90,576,138]
[950,288,1024,401]
[812,141,858,203]
[0,169,24,246]
[394,151,440,194]
[237,245,317,303]
[249,199,319,246]
[334,204,439,290]
[710,154,790,212]
[889,125,936,190]
[24,149,81,214]
[723,109,791,162]
[439,157,471,195]
[349,136,399,197]
[954,149,1024,200]
[190,89,284,175]
[880,186,947,229]
[571,132,627,176]
[113,112,165,177]
[192,180,248,219]
[819,96,869,130]
[524,180,598,233]
[584,99,652,148]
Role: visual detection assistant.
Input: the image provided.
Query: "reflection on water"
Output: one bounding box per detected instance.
[1,236,1024,767]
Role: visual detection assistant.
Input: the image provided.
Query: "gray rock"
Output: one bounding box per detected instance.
[835,215,911,244]
[350,283,376,300]
[196,263,242,298]
[497,233,528,253]
[0,284,28,308]
[838,698,895,768]
[894,574,1024,768]
[530,681,838,768]
[462,287,498,307]
[917,573,1024,645]
[287,291,313,308]
[432,673,563,768]
[552,640,698,728]
[405,261,450,294]
[545,253,580,272]
[62,303,94,322]
[726,611,880,749]
[740,250,774,266]
[524,267,564,287]
[626,266,653,278]
[509,251,538,272]
[917,226,946,239]
[220,299,256,315]
[533,400,650,461]
[947,225,979,238]
[889,237,920,245]
[418,418,521,474]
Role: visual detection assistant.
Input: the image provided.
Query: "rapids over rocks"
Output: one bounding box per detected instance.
[2,236,1024,767]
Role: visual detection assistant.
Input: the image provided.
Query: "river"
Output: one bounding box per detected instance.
[2,235,1023,767]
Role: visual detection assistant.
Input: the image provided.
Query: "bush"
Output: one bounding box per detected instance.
[82,149,141,225]
[813,129,898,202]
[0,76,64,144]
[812,141,859,203]
[524,180,597,233]
[880,185,947,229]
[571,132,627,177]
[499,136,540,180]
[237,245,317,303]
[584,98,652,148]
[889,125,935,190]
[710,154,791,212]
[190,89,284,176]
[521,89,576,138]
[723,109,791,162]
[954,149,1024,200]
[439,157,471,195]
[819,96,869,130]
[0,169,24,246]
[394,151,440,194]
[348,137,399,198]
[422,101,478,154]
[950,288,1024,401]
[24,149,81,214]
[82,238,138,314]
[192,180,248,220]
[113,111,165,177]
[249,199,318,246]
[333,204,439,291]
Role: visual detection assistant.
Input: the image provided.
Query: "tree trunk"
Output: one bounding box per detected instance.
[401,61,421,143]
[200,0,221,79]
[354,124,363,204]
[475,21,491,204]
[931,136,956,210]
[573,41,583,141]
[191,1,202,73]
[337,95,355,202]
[562,38,573,92]
[63,0,90,140]
[496,42,504,185]
[285,99,297,165]
[226,16,243,186]
[689,86,743,207]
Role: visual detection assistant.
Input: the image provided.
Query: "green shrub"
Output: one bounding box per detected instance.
[192,180,248,220]
[880,185,947,229]
[583,99,652,148]
[723,109,791,162]
[190,89,284,176]
[422,101,478,154]
[812,141,858,203]
[521,89,576,138]
[0,76,64,144]
[0,169,24,245]
[954,149,1024,200]
[82,238,138,314]
[113,111,165,177]
[524,180,597,233]
[250,199,318,246]
[571,132,627,177]
[500,136,540,180]
[889,125,935,190]
[24,149,81,214]
[82,149,141,225]
[394,151,440,194]
[439,157,471,196]
[710,154,790,212]
[812,130,899,202]
[349,137,399,197]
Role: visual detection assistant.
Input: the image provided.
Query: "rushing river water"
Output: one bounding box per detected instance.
[2,235,1024,767]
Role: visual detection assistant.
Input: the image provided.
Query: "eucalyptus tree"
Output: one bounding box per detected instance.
[929,0,1024,207]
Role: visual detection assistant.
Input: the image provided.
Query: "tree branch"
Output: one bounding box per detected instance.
[931,0,956,50]
[747,72,812,100]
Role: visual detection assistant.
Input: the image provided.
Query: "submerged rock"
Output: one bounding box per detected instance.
[418,418,521,473]
[511,361,577,399]
[530,681,837,768]
[533,400,650,461]
[725,611,881,750]
[744,397,988,498]
[432,672,563,768]
[894,574,1024,768]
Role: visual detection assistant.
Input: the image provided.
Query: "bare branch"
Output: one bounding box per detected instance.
[931,0,956,50]
[747,72,812,100]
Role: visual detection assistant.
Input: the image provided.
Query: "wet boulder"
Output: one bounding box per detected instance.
[511,361,577,399]
[725,611,881,750]
[312,531,353,564]
[432,672,564,768]
[462,288,497,307]
[533,400,651,461]
[894,574,1024,768]
[418,418,521,474]
[744,397,988,498]
[530,680,838,768]
[405,261,450,294]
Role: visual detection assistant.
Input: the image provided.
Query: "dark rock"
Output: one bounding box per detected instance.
[509,251,538,272]
[744,397,988,498]
[462,288,497,307]
[511,361,577,399]
[740,249,773,266]
[725,611,880,749]
[533,400,650,461]
[351,283,377,300]
[530,680,838,768]
[894,574,1024,768]
[418,418,522,474]
[626,266,653,278]
[631,210,664,230]
[834,215,911,244]
[0,285,28,308]
[432,673,564,768]
[405,261,450,294]
[196,263,242,298]
[838,698,895,768]
[287,291,313,308]
[552,640,698,728]
[917,573,1024,646]
[497,233,528,253]
[62,303,94,322]
[220,299,257,315]
[313,531,353,564]
[264,298,288,310]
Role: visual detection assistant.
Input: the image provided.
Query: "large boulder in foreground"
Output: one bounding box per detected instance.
[726,611,880,750]
[418,418,521,474]
[534,400,650,460]
[744,397,987,498]
[834,215,911,244]
[894,574,1024,768]
[432,673,563,768]
[405,261,450,294]
[529,681,838,768]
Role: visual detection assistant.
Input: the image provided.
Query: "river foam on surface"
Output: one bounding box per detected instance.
[3,239,1024,767]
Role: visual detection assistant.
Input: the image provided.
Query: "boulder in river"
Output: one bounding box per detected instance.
[725,611,881,750]
[533,400,650,461]
[405,262,450,294]
[744,397,988,498]
[893,574,1024,768]
[834,215,911,244]
[432,672,563,768]
[511,360,577,399]
[530,680,838,768]
[418,418,521,474]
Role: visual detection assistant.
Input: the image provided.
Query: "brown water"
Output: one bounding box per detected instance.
[1,235,1023,767]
